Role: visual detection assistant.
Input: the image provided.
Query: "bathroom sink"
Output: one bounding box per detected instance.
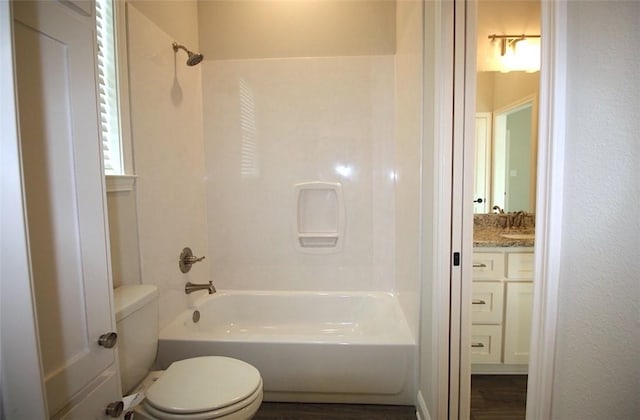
[501,233,535,240]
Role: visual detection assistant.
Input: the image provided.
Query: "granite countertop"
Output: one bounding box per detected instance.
[473,227,535,247]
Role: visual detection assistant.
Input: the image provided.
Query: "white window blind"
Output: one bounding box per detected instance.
[96,0,122,175]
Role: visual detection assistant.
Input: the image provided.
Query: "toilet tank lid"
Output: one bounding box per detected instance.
[114,285,158,322]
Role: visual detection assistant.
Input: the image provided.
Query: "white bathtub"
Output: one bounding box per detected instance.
[157,291,416,405]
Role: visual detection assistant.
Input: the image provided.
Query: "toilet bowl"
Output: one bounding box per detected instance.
[115,285,263,420]
[138,357,263,420]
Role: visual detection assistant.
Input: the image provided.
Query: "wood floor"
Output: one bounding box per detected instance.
[254,403,416,420]
[253,375,526,419]
[471,375,528,420]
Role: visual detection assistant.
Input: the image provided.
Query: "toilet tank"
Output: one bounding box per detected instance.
[114,284,159,393]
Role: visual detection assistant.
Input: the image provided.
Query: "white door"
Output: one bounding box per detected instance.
[474,113,492,213]
[13,1,121,417]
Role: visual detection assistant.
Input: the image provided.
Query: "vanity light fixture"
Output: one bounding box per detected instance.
[488,34,541,73]
[488,34,541,56]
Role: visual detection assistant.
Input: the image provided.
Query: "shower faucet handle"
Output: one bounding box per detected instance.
[179,247,205,273]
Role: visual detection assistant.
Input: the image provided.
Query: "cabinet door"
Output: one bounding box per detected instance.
[507,252,534,279]
[14,1,120,416]
[504,282,534,364]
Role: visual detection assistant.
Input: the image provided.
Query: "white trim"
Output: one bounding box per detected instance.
[459,0,477,418]
[114,0,134,175]
[432,1,455,418]
[493,93,538,117]
[96,0,134,176]
[420,0,455,417]
[105,174,136,192]
[450,0,477,417]
[416,391,432,420]
[455,2,565,418]
[420,2,454,419]
[526,1,567,418]
[96,0,122,174]
[449,0,464,413]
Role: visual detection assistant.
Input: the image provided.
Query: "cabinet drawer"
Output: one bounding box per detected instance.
[471,282,504,324]
[507,253,534,279]
[472,253,505,279]
[470,325,503,364]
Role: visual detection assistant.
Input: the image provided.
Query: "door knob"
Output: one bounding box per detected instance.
[105,400,124,418]
[473,197,484,203]
[98,332,118,348]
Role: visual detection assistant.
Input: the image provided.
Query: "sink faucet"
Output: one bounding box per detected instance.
[492,205,504,214]
[185,281,216,294]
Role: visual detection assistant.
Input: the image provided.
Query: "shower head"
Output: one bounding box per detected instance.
[172,42,204,66]
[186,52,204,66]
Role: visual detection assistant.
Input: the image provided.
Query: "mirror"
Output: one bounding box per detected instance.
[474,72,539,213]
[492,95,537,212]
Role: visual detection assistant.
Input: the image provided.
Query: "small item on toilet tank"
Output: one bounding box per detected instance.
[122,392,145,419]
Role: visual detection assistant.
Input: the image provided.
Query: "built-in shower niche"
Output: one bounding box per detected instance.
[294,182,345,254]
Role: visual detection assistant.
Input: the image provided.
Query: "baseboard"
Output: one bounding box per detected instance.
[471,364,529,375]
[415,391,431,420]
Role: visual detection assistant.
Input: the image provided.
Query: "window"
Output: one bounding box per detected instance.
[96,0,131,177]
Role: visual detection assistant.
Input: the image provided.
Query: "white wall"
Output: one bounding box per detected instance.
[106,183,141,288]
[198,0,395,60]
[126,2,210,329]
[476,71,539,113]
[129,0,200,50]
[551,2,640,418]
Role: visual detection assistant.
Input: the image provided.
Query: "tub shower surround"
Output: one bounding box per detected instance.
[122,3,422,408]
[126,4,209,329]
[157,291,415,405]
[202,55,396,293]
[192,54,416,405]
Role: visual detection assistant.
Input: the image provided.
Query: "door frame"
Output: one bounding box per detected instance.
[525,1,567,418]
[451,0,568,419]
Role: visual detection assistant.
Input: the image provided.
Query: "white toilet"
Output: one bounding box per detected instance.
[115,284,263,419]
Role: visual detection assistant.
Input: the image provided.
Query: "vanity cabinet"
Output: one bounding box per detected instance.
[471,249,534,373]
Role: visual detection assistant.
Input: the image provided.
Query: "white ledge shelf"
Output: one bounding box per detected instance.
[106,174,137,193]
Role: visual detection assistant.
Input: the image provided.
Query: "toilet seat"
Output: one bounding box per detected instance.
[142,383,262,420]
[143,356,263,419]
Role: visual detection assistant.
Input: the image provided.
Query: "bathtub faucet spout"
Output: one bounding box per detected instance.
[185,281,216,295]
